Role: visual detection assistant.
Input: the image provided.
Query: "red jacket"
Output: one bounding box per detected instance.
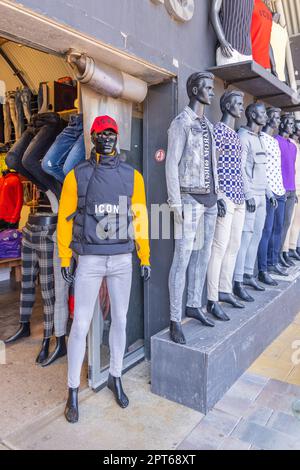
[0,172,23,224]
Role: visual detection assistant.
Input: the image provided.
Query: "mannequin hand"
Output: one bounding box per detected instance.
[173,206,183,225]
[217,199,227,218]
[270,196,278,209]
[141,265,151,282]
[296,195,299,204]
[220,40,234,58]
[246,198,256,213]
[61,267,75,286]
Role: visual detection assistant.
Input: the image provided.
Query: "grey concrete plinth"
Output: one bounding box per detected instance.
[151,269,300,414]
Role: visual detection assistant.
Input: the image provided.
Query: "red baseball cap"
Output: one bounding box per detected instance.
[90,115,119,135]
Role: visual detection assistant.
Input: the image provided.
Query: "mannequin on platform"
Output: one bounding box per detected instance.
[206,90,247,320]
[58,115,150,423]
[210,0,254,66]
[166,72,221,345]
[233,102,277,302]
[282,121,300,262]
[276,114,297,268]
[257,107,287,286]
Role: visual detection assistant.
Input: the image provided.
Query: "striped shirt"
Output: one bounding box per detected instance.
[220,0,254,56]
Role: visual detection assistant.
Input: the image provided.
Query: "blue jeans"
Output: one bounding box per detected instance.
[257,195,285,272]
[169,194,217,322]
[42,114,85,183]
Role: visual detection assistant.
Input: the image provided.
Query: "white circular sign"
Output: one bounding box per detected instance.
[164,0,195,22]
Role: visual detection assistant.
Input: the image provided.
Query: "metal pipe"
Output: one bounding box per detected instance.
[0,47,28,87]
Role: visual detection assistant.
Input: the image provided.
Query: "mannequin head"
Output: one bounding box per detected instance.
[90,115,118,156]
[292,120,300,140]
[279,114,295,137]
[220,90,244,119]
[187,72,215,106]
[265,107,282,130]
[245,103,268,127]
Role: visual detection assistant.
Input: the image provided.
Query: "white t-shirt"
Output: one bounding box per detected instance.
[271,22,289,82]
[261,132,285,196]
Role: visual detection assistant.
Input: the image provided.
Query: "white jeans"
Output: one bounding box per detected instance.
[67,253,132,389]
[216,47,252,66]
[207,197,245,301]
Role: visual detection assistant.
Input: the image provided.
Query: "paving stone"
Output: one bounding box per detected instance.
[267,411,300,439]
[241,373,269,386]
[215,394,254,418]
[177,438,218,451]
[254,389,295,416]
[231,419,299,450]
[262,379,294,395]
[218,437,251,450]
[227,377,266,402]
[183,422,227,450]
[200,409,241,436]
[243,404,274,426]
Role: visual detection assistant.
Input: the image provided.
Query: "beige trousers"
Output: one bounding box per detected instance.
[207,196,246,301]
[284,195,300,251]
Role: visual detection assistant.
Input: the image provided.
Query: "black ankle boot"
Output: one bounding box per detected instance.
[233,281,254,302]
[243,274,265,291]
[36,338,50,364]
[207,301,230,321]
[4,322,30,344]
[185,307,215,327]
[65,387,79,423]
[283,251,295,266]
[107,374,129,408]
[258,271,278,286]
[170,321,186,344]
[218,292,245,309]
[279,253,290,268]
[268,264,288,277]
[289,249,300,261]
[42,335,67,367]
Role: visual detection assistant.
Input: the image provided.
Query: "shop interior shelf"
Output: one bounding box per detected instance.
[209,61,300,112]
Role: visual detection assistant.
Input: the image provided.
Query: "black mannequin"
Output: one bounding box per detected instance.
[64,128,151,422]
[207,92,245,320]
[5,213,58,363]
[278,115,296,268]
[233,103,278,301]
[258,109,288,284]
[169,74,221,346]
[287,121,300,261]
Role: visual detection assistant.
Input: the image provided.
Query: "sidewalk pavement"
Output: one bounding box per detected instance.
[1,315,300,450]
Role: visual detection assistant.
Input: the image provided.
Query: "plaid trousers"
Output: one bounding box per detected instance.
[20,223,56,338]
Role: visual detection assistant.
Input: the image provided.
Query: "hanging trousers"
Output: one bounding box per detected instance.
[68,253,132,389]
[283,191,300,251]
[20,223,56,338]
[207,196,245,301]
[234,193,267,282]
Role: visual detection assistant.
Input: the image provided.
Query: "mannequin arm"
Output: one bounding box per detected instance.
[239,132,254,201]
[165,119,187,211]
[270,45,278,77]
[57,170,78,268]
[210,0,234,58]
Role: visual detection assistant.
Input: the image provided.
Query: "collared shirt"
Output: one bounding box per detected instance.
[214,122,245,205]
[260,132,285,196]
[275,135,297,191]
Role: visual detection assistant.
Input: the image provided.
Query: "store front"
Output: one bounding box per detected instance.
[0,0,177,392]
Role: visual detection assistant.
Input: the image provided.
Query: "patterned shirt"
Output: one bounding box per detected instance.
[260,132,285,197]
[214,122,244,205]
[220,0,254,56]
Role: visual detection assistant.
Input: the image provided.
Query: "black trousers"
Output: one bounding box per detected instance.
[6,113,64,198]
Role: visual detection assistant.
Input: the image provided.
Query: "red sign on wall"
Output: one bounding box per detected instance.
[155,149,166,162]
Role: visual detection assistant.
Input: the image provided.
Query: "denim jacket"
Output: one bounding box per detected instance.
[165,106,219,208]
[238,127,273,201]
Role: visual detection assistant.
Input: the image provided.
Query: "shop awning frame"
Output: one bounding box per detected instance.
[209,61,300,112]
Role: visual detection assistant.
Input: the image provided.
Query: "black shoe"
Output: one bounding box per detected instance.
[268,264,289,277]
[185,307,215,327]
[4,322,30,344]
[283,252,295,267]
[243,274,265,291]
[36,338,50,364]
[279,253,290,268]
[218,292,245,309]
[107,374,129,408]
[65,387,79,423]
[289,249,300,261]
[207,301,230,321]
[170,321,186,344]
[296,248,300,257]
[233,281,254,302]
[258,271,278,286]
[42,335,67,367]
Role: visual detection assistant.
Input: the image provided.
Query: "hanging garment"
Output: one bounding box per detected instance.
[42,114,85,183]
[0,229,22,258]
[0,172,23,225]
[271,22,289,82]
[251,0,273,69]
[20,87,32,123]
[20,223,56,339]
[3,100,12,144]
